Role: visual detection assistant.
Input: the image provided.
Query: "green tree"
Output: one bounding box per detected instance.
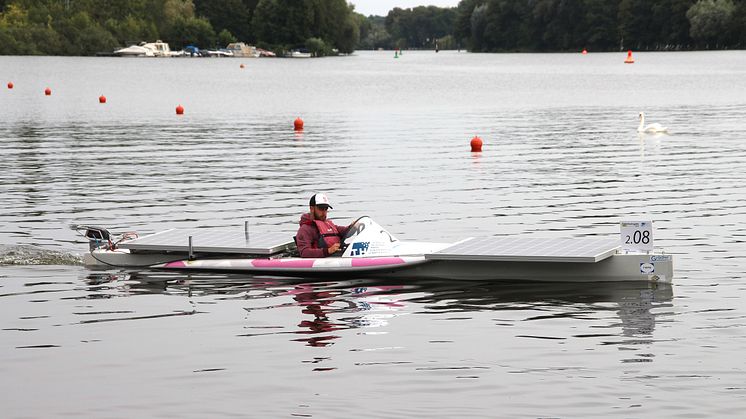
[532,0,586,51]
[104,15,158,46]
[194,0,253,42]
[686,0,735,47]
[479,0,533,51]
[469,3,488,51]
[357,14,392,49]
[582,0,619,50]
[336,13,359,53]
[55,11,118,55]
[168,16,216,48]
[304,36,327,55]
[730,1,746,46]
[649,0,694,49]
[252,0,313,47]
[385,6,455,49]
[454,0,481,48]
[251,0,357,54]
[618,0,654,49]
[217,28,236,45]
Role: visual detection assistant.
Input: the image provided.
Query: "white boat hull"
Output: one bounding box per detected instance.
[83,249,672,283]
[387,253,673,283]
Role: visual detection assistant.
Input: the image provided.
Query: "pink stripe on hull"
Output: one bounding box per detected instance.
[251,259,315,268]
[351,257,406,267]
[164,261,187,268]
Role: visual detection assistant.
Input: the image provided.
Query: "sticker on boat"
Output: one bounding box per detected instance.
[640,262,655,274]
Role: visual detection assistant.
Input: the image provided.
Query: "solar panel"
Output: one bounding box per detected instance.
[118,229,294,255]
[426,237,620,263]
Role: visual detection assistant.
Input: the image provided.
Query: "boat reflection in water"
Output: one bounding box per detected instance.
[406,279,673,345]
[81,271,673,352]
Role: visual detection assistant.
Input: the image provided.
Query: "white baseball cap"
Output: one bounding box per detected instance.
[309,193,333,208]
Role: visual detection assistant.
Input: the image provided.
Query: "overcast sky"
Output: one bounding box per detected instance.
[350,1,460,16]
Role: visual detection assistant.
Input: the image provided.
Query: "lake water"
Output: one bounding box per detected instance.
[1,50,746,417]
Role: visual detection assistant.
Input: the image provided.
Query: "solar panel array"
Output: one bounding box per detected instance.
[119,229,294,255]
[426,237,620,263]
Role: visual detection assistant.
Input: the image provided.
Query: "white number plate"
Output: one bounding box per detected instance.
[620,221,653,252]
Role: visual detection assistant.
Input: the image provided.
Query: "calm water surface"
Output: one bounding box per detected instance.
[1,51,746,417]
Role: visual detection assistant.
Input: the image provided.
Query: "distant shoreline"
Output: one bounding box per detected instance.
[2,48,744,59]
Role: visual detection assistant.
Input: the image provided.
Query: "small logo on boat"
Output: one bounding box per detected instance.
[650,255,672,262]
[351,241,370,256]
[640,263,655,274]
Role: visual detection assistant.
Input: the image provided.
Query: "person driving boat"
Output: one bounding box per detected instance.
[296,193,351,258]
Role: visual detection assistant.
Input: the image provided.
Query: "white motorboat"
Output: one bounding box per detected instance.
[114,41,174,57]
[285,50,312,58]
[204,49,234,57]
[225,42,260,58]
[113,44,154,57]
[75,217,673,283]
[257,48,276,57]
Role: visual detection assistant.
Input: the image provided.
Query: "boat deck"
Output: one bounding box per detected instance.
[120,229,622,264]
[426,237,620,263]
[118,229,294,255]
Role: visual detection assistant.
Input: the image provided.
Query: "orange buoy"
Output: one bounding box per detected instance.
[44,87,51,96]
[624,50,635,64]
[176,104,184,115]
[294,117,304,131]
[7,82,13,89]
[582,49,588,54]
[99,95,106,103]
[470,136,483,152]
[240,63,245,69]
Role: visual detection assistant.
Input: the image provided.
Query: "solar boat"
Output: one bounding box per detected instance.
[75,217,673,283]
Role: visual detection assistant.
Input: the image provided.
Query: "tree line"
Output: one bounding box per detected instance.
[451,0,746,52]
[0,0,359,55]
[1,0,745,55]
[360,0,746,51]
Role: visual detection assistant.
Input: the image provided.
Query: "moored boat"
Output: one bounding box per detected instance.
[225,42,260,57]
[113,40,175,57]
[203,49,234,57]
[113,44,154,57]
[257,48,276,57]
[285,50,312,58]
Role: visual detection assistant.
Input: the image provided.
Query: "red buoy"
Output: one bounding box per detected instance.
[294,117,304,131]
[176,104,184,115]
[240,63,245,69]
[7,82,13,89]
[624,50,635,64]
[99,95,107,103]
[470,136,483,152]
[44,87,51,96]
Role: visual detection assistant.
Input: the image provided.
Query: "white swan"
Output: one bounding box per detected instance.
[638,112,668,133]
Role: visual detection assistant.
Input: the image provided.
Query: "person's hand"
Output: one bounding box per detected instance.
[328,243,340,254]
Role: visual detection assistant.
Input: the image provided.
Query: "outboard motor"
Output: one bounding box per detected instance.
[71,225,112,251]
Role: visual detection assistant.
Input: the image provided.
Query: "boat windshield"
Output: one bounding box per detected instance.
[341,216,399,257]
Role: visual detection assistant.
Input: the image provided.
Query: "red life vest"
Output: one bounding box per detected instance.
[314,220,341,248]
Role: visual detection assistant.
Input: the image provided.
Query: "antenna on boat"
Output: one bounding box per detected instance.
[188,236,194,260]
